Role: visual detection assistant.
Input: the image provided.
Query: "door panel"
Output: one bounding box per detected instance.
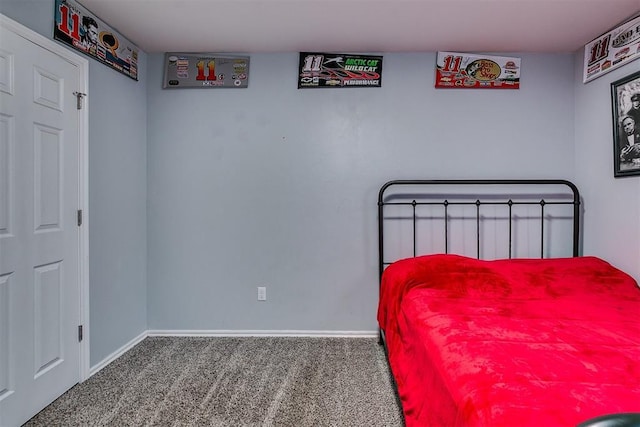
[0,22,83,427]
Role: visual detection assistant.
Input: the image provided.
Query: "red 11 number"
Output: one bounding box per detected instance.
[196,60,217,81]
[57,3,80,41]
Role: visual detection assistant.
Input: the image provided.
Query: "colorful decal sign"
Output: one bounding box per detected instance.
[54,0,139,80]
[435,52,521,89]
[298,52,383,88]
[162,53,250,89]
[583,14,640,83]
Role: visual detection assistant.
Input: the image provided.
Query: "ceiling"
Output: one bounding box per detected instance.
[78,0,640,54]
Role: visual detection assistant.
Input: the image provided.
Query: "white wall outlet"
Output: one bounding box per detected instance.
[257,286,267,301]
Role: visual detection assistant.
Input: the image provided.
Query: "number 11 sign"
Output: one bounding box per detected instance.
[162,53,250,89]
[435,52,521,89]
[54,0,139,80]
[583,14,640,84]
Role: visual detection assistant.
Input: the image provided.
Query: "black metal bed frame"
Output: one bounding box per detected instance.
[377,179,581,285]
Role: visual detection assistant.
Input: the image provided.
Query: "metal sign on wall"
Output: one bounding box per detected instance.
[583,14,640,83]
[162,53,250,89]
[54,0,139,80]
[435,52,520,89]
[298,52,383,88]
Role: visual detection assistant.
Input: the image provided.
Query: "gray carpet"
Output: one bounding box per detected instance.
[24,337,404,426]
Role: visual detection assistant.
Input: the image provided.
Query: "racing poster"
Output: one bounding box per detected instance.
[162,53,250,89]
[298,52,383,88]
[583,14,640,83]
[54,0,139,80]
[435,52,520,89]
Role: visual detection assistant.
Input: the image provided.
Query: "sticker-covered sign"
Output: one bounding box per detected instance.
[298,52,383,88]
[54,0,139,80]
[163,53,250,88]
[583,14,640,83]
[435,52,520,89]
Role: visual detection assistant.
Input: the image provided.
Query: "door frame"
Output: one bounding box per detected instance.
[1,13,90,382]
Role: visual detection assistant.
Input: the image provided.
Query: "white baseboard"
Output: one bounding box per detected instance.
[147,329,378,338]
[89,330,148,378]
[87,329,378,377]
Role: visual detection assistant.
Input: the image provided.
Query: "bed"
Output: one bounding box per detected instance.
[376,180,640,427]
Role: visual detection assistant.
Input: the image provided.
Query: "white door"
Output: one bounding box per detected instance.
[0,16,88,427]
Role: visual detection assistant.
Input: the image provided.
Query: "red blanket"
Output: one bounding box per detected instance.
[378,254,640,427]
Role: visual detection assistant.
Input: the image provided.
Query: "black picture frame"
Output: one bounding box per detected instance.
[611,70,640,177]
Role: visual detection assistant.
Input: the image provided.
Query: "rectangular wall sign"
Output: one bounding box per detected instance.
[583,14,640,83]
[163,53,250,88]
[435,52,520,89]
[298,52,383,88]
[54,0,139,80]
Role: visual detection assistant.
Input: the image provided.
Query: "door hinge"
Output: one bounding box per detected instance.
[73,91,86,110]
[77,209,83,226]
[78,325,83,342]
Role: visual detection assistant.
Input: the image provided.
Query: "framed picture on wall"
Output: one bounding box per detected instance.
[611,70,640,177]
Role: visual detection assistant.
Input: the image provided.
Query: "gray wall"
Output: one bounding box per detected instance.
[573,57,640,281]
[87,51,147,364]
[146,52,577,332]
[0,1,149,366]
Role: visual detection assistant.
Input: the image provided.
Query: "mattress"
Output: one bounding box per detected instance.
[378,254,640,426]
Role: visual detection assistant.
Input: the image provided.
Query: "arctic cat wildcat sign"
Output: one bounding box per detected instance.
[298,52,383,88]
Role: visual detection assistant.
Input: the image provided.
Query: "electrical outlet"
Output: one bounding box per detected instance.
[257,286,267,301]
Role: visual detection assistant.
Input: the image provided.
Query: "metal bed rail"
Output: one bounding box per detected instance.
[377,179,581,283]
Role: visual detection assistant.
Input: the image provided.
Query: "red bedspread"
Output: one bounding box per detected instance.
[377,254,640,427]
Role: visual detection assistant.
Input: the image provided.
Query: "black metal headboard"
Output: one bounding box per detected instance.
[377,179,581,282]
